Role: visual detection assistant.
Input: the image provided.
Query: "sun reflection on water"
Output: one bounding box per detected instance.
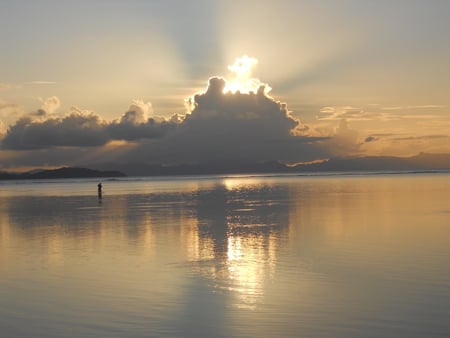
[185,178,289,310]
[226,234,274,309]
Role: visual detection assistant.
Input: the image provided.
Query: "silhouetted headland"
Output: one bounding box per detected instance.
[0,167,126,180]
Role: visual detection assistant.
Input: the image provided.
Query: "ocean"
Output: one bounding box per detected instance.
[1,173,450,337]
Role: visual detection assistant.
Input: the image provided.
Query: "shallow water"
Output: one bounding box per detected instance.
[1,173,450,337]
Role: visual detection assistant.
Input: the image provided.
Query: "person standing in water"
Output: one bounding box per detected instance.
[98,182,102,199]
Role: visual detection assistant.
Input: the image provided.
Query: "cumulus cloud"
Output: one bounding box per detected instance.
[39,96,61,115]
[107,100,179,141]
[185,76,298,136]
[318,118,362,157]
[0,57,332,166]
[2,108,109,150]
[1,99,180,150]
[120,76,327,165]
[120,99,153,124]
[0,100,22,135]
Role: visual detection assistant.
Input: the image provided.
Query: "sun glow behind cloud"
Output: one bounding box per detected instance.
[223,56,271,95]
[185,55,275,114]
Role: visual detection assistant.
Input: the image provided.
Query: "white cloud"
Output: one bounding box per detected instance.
[23,81,57,85]
[39,96,61,115]
[120,99,153,124]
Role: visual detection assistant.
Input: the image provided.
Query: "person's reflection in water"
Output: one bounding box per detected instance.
[196,185,229,259]
[98,182,102,201]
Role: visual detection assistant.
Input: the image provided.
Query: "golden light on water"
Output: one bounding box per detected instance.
[226,234,267,309]
[223,176,264,191]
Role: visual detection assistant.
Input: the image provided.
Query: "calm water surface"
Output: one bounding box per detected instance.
[1,174,450,337]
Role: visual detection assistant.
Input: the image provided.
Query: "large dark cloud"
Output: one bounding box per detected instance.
[185,77,297,134]
[0,78,329,167]
[2,112,108,150]
[120,77,328,165]
[1,103,180,150]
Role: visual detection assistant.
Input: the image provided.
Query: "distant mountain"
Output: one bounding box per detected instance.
[3,153,448,180]
[92,160,289,177]
[292,153,450,172]
[92,153,450,177]
[0,167,126,180]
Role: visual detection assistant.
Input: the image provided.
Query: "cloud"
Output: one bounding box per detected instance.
[185,77,297,135]
[2,108,109,150]
[24,81,57,85]
[0,120,5,136]
[119,76,327,165]
[320,118,361,156]
[382,105,447,111]
[364,136,378,143]
[107,100,179,141]
[0,57,332,166]
[1,72,329,166]
[0,100,22,135]
[393,134,449,141]
[39,96,61,116]
[364,133,448,143]
[120,99,153,124]
[318,105,389,121]
[1,100,180,150]
[0,99,19,111]
[319,104,449,123]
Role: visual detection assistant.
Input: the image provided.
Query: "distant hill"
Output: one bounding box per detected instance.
[0,167,126,180]
[292,153,450,172]
[92,153,450,176]
[92,160,290,177]
[3,153,449,179]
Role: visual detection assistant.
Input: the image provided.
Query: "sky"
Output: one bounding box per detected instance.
[1,0,450,171]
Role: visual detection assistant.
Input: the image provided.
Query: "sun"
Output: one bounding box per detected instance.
[228,55,258,77]
[223,55,271,95]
